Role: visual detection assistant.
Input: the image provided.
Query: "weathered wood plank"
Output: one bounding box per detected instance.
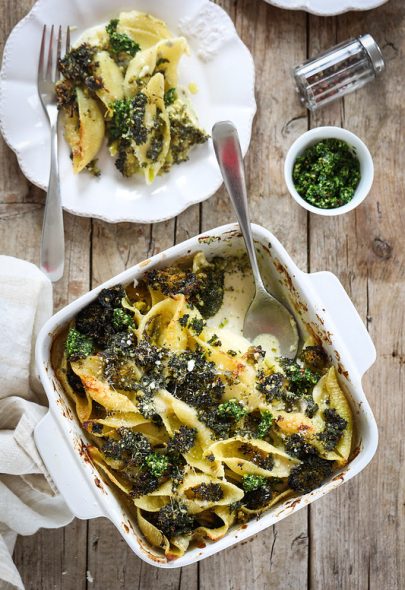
[308,3,405,589]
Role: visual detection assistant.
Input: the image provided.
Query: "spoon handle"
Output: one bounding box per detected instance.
[212,121,264,290]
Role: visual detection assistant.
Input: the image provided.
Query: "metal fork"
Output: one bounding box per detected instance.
[37,25,70,282]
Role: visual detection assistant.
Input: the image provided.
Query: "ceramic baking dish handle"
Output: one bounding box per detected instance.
[308,271,376,377]
[35,412,105,520]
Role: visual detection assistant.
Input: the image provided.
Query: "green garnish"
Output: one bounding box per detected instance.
[242,474,267,492]
[106,19,140,57]
[144,452,169,477]
[164,88,177,106]
[257,410,274,439]
[65,328,94,361]
[292,138,361,209]
[217,399,247,421]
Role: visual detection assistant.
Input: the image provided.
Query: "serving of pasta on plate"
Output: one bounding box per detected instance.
[56,10,209,184]
[55,253,353,559]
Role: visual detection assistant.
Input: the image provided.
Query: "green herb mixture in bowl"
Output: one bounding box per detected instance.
[284,126,374,217]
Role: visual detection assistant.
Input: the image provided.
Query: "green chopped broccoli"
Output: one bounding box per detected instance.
[217,399,247,422]
[144,452,169,478]
[256,410,274,439]
[65,328,94,361]
[112,308,135,331]
[288,455,333,493]
[317,408,347,451]
[167,426,197,454]
[57,43,103,93]
[108,95,148,145]
[129,470,159,498]
[105,19,140,57]
[242,474,267,492]
[280,358,320,396]
[156,501,195,538]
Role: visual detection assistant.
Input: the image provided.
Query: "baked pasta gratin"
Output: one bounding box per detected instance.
[55,11,208,183]
[56,253,353,559]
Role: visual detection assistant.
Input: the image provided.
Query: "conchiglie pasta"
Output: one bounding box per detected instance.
[93,51,124,108]
[63,88,105,173]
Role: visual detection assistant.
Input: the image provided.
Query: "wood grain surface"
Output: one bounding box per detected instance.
[1,0,404,589]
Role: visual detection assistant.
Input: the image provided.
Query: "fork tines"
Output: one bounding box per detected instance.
[38,25,71,85]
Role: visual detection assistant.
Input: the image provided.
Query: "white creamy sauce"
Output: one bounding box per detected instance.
[207,267,281,362]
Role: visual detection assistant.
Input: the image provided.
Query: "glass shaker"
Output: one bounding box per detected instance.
[294,34,385,111]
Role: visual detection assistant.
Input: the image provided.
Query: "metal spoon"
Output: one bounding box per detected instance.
[212,121,299,359]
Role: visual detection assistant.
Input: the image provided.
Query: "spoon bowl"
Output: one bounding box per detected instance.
[212,121,299,358]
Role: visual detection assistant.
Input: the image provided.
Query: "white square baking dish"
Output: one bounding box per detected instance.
[35,223,378,567]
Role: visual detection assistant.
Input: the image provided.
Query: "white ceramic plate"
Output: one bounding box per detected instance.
[0,0,256,223]
[263,0,388,15]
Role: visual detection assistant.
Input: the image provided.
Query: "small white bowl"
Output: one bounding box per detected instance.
[284,126,374,216]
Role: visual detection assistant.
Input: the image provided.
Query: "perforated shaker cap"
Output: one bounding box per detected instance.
[358,34,385,74]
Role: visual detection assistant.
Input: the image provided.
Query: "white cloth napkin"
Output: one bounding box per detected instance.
[0,256,73,590]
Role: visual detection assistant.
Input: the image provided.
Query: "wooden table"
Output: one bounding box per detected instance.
[1,0,403,588]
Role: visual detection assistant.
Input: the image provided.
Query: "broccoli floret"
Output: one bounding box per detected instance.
[75,302,114,347]
[280,358,320,396]
[75,285,127,347]
[144,266,199,298]
[112,308,135,331]
[288,455,333,493]
[114,140,139,177]
[167,350,224,409]
[242,474,267,492]
[284,434,317,460]
[65,328,94,361]
[217,399,247,422]
[144,258,224,319]
[155,501,195,538]
[130,470,159,498]
[167,426,197,454]
[188,483,224,502]
[190,260,224,319]
[256,371,285,402]
[238,443,275,471]
[103,331,137,358]
[102,429,152,465]
[105,19,140,58]
[317,408,347,451]
[108,95,148,145]
[256,410,274,439]
[300,345,328,371]
[98,286,126,309]
[144,452,169,478]
[133,340,167,373]
[58,43,103,91]
[242,476,274,510]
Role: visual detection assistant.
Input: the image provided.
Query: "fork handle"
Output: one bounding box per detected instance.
[212,121,265,291]
[40,119,64,282]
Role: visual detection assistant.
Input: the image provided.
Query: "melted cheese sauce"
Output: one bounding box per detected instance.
[207,267,281,362]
